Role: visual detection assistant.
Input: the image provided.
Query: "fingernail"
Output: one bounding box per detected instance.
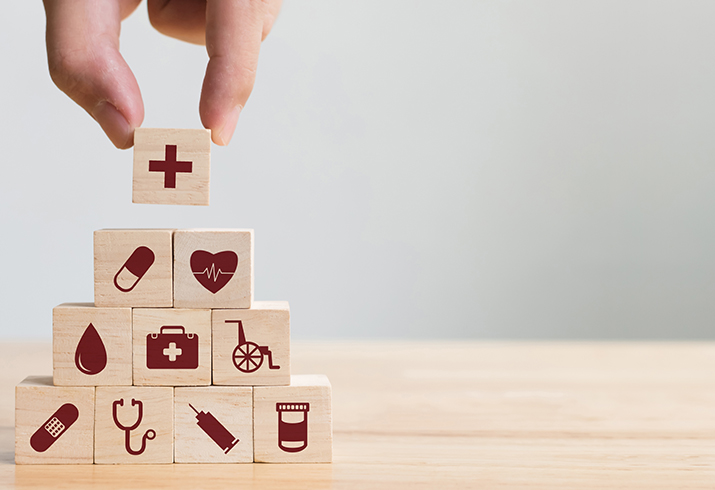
[92,101,133,149]
[215,106,241,146]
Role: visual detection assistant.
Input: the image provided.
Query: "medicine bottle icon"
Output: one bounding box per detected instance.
[113,246,155,292]
[276,403,310,453]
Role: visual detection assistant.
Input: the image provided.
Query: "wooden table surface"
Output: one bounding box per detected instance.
[0,341,713,488]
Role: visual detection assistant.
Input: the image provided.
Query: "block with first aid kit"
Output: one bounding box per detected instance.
[16,173,333,464]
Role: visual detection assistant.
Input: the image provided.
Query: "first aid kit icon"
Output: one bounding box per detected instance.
[146,326,199,369]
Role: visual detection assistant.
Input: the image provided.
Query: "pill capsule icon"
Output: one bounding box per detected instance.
[113,246,155,292]
[30,403,79,453]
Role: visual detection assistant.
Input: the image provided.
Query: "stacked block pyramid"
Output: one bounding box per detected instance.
[15,132,333,464]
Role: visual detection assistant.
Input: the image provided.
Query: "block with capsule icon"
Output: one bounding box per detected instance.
[133,308,212,386]
[94,229,174,307]
[15,376,95,464]
[174,387,253,463]
[94,386,173,464]
[253,375,332,463]
[173,229,253,309]
[212,302,290,386]
[133,128,211,206]
[53,303,132,386]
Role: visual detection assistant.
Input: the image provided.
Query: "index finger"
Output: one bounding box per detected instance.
[199,0,268,146]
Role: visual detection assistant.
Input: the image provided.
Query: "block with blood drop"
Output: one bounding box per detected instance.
[113,246,155,292]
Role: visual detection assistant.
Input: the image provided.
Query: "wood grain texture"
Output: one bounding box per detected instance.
[2,341,715,488]
[15,376,94,464]
[132,309,211,386]
[53,303,132,386]
[254,375,332,463]
[174,387,253,463]
[94,229,174,308]
[94,386,173,464]
[212,302,290,386]
[132,128,211,206]
[173,229,253,309]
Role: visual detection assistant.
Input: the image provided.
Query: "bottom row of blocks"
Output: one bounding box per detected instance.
[16,375,332,464]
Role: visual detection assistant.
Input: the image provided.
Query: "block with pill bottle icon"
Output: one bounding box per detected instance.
[15,376,95,464]
[94,229,174,307]
[253,375,332,463]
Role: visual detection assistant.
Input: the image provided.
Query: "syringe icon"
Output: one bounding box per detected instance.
[189,404,239,454]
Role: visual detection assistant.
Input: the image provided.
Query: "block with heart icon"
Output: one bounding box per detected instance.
[94,229,174,308]
[132,128,211,206]
[173,229,254,309]
[212,302,291,386]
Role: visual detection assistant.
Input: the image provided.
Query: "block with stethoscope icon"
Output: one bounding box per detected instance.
[94,386,174,464]
[253,375,333,463]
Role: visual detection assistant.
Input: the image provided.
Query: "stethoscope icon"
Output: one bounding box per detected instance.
[112,398,156,455]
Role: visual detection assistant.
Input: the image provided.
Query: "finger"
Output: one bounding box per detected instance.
[43,0,144,149]
[200,0,268,146]
[147,0,206,45]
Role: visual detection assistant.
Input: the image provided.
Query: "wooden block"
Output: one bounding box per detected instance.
[174,387,253,463]
[253,375,332,463]
[53,303,132,386]
[94,229,174,307]
[173,229,253,309]
[133,308,211,386]
[212,302,290,386]
[15,376,94,464]
[132,128,211,206]
[95,386,174,464]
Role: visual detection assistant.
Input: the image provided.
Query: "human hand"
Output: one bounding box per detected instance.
[43,0,282,149]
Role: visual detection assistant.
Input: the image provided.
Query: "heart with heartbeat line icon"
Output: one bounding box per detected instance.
[190,250,239,294]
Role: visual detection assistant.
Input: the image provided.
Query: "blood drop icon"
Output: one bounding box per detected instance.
[74,323,107,375]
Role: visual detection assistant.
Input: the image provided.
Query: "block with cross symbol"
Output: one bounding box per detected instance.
[133,308,212,386]
[15,376,95,464]
[132,128,211,206]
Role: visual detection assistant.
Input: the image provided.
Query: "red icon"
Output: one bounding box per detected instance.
[112,398,156,455]
[226,320,280,373]
[30,403,79,452]
[113,246,155,292]
[189,404,239,454]
[74,323,107,375]
[149,144,192,188]
[146,326,199,369]
[190,250,238,294]
[276,403,310,453]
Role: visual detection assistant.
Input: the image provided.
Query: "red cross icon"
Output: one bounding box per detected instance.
[149,145,193,188]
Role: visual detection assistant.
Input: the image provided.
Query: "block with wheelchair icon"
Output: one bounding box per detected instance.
[132,308,212,386]
[94,386,173,464]
[212,302,290,386]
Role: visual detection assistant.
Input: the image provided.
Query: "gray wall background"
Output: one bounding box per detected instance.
[1,1,715,340]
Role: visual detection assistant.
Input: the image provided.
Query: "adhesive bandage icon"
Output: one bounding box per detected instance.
[30,403,79,452]
[276,403,310,453]
[113,246,155,292]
